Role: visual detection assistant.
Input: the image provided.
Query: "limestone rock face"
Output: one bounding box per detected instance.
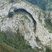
[0,0,52,52]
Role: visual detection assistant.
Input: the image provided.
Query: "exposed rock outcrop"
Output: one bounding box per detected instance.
[0,0,52,52]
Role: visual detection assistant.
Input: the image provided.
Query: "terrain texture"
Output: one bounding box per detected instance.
[0,0,52,52]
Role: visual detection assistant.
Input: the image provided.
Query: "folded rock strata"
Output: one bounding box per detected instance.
[0,0,52,52]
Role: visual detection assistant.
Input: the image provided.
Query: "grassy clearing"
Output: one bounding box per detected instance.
[44,18,52,33]
[46,47,52,52]
[0,30,36,52]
